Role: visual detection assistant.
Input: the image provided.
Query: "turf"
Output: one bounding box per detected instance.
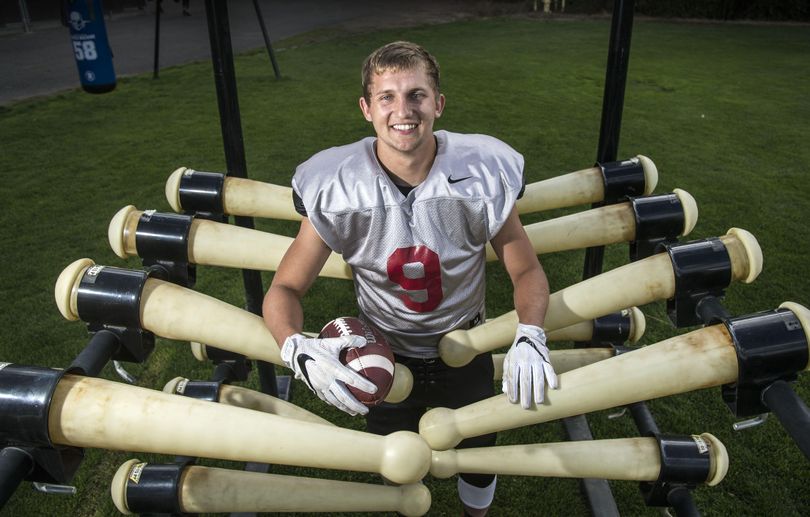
[0,13,808,517]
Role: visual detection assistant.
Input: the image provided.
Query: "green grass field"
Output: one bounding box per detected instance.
[1,13,809,516]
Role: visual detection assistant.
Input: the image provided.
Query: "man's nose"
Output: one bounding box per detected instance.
[393,97,411,117]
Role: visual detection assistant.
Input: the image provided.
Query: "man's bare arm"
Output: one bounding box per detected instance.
[262,218,332,346]
[490,207,550,327]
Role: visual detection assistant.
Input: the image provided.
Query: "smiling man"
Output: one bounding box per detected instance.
[263,41,557,516]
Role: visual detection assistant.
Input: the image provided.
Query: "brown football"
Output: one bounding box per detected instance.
[318,317,395,406]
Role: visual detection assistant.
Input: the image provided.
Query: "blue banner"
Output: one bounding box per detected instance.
[66,0,116,93]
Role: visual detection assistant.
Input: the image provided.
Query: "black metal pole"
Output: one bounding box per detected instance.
[561,417,620,517]
[203,0,278,397]
[0,448,33,508]
[628,401,660,435]
[68,329,121,377]
[667,486,701,517]
[761,380,810,460]
[563,2,636,513]
[596,0,635,165]
[252,0,282,79]
[17,0,32,33]
[153,0,162,78]
[581,0,636,280]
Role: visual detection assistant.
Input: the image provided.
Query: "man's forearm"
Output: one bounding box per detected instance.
[263,285,306,348]
[513,266,549,328]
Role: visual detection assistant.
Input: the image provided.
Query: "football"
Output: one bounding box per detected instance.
[318,317,395,406]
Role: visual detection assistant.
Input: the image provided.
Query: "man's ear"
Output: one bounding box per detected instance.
[359,97,373,122]
[435,93,446,118]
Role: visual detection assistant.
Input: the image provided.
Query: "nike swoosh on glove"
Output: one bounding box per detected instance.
[281,333,377,416]
[502,323,559,409]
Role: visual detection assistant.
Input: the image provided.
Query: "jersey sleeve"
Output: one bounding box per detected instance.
[291,140,377,254]
[292,190,308,217]
[475,135,525,240]
[291,168,343,253]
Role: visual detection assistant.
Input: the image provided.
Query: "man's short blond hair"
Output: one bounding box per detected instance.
[361,41,440,102]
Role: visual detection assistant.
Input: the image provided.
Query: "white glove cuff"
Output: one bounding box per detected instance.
[517,323,546,342]
[280,333,304,367]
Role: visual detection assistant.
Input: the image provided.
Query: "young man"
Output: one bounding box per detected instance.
[263,41,558,516]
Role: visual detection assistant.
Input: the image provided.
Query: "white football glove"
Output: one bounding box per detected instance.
[502,323,559,409]
[280,333,377,416]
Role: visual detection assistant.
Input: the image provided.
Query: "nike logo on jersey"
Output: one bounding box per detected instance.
[447,175,472,184]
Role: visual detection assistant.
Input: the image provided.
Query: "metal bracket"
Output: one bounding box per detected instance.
[32,482,77,496]
[732,413,769,431]
[113,361,137,384]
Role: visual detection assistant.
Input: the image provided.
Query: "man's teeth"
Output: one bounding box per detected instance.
[392,124,417,130]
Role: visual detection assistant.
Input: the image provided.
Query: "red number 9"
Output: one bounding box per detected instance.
[387,246,443,313]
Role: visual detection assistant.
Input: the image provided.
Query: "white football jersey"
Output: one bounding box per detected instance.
[293,130,524,357]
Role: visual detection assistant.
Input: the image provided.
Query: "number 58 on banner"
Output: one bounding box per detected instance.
[66,0,116,94]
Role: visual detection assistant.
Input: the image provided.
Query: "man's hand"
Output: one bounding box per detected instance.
[280,333,377,416]
[502,323,559,409]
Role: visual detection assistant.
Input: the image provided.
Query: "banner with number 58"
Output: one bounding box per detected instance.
[66,0,116,94]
